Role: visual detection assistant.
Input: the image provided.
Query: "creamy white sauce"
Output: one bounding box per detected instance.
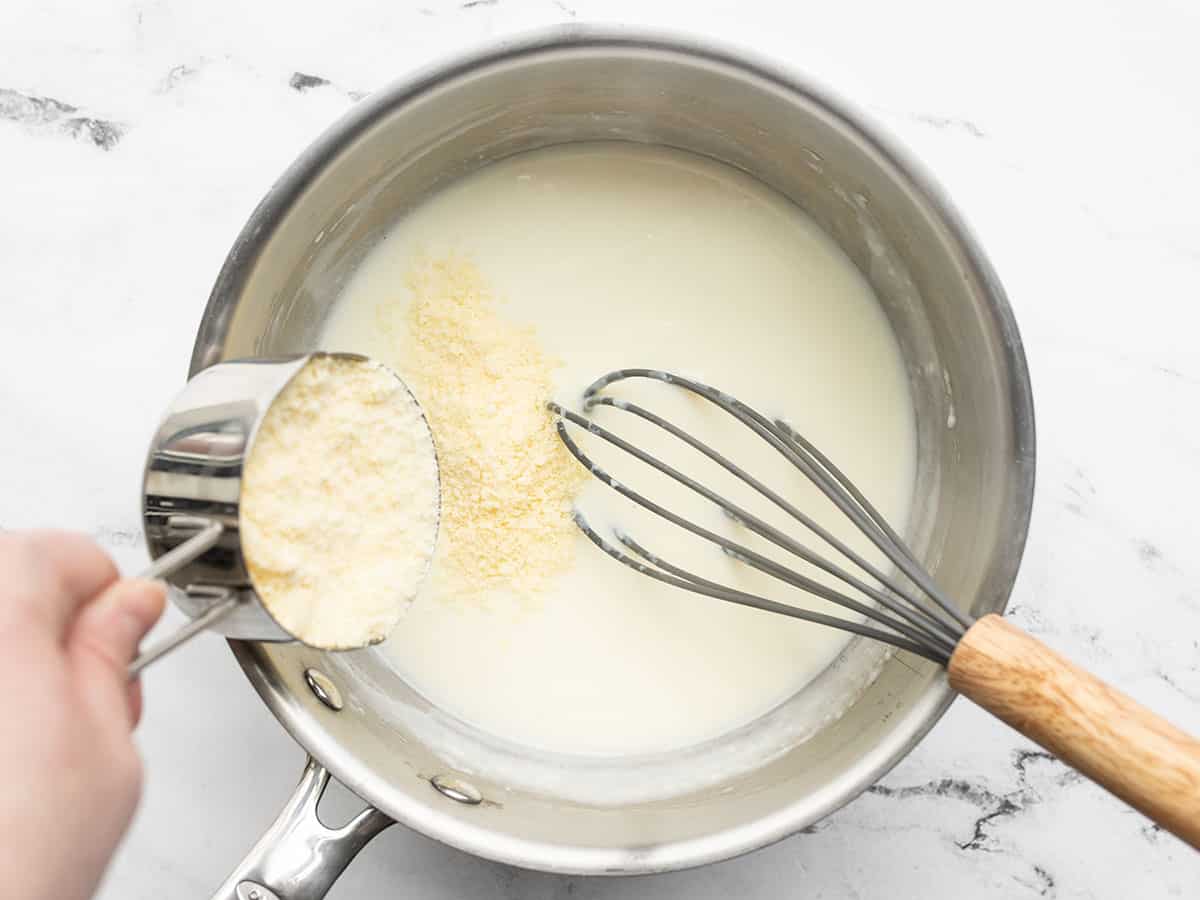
[322,143,916,758]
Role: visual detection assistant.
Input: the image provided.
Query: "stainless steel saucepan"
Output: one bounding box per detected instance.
[177,26,1035,899]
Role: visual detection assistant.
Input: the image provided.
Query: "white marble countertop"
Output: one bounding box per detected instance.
[3,1,1199,897]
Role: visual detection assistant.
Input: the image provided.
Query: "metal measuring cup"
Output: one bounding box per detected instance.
[130,351,432,675]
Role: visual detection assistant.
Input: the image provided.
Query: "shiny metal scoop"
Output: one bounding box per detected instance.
[129,352,437,676]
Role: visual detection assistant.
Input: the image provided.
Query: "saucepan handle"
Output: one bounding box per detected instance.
[209,758,393,900]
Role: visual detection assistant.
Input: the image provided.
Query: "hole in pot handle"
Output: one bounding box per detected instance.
[210,758,392,900]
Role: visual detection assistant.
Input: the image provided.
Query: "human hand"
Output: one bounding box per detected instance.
[0,531,165,900]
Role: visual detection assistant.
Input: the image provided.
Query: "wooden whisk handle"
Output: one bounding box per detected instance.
[948,614,1200,849]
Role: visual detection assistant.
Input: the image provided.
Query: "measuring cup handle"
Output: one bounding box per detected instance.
[209,758,393,900]
[127,520,237,678]
[127,590,240,677]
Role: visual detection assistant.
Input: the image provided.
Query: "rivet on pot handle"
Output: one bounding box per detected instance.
[210,758,392,900]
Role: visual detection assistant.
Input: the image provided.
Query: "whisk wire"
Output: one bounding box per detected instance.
[550,410,956,662]
[770,415,971,631]
[771,417,918,566]
[583,369,971,636]
[553,403,959,655]
[551,368,974,663]
[569,509,948,663]
[583,394,962,648]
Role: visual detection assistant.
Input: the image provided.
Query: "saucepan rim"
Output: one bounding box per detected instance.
[198,23,1036,875]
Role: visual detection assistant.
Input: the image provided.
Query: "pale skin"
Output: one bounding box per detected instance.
[0,531,165,900]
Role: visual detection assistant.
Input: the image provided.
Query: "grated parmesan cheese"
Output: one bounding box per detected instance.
[240,355,440,649]
[398,255,586,601]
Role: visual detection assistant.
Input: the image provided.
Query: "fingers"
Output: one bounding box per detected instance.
[72,579,166,670]
[0,531,118,638]
[127,678,145,728]
[27,531,119,601]
[70,579,166,725]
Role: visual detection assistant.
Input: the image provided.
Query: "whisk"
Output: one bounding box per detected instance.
[548,368,1200,849]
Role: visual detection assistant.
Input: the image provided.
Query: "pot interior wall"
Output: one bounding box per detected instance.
[205,40,1031,872]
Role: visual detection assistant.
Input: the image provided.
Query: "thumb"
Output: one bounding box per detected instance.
[70,579,166,725]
